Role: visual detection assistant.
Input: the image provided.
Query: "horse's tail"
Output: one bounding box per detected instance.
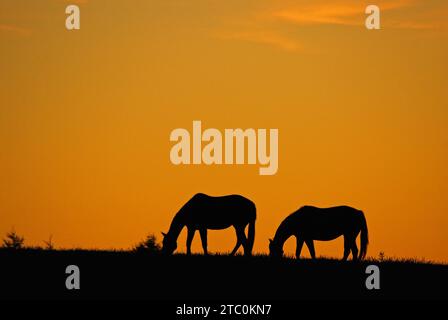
[359,211,369,260]
[246,207,256,256]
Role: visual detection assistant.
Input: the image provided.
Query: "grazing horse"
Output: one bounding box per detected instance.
[269,206,368,261]
[161,193,256,256]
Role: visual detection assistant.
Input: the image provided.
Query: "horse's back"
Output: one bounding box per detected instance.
[184,193,256,228]
[297,205,363,223]
[191,193,255,210]
[299,205,361,216]
[288,205,364,239]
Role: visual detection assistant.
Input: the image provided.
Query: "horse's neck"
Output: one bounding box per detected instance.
[168,211,186,240]
[274,222,294,247]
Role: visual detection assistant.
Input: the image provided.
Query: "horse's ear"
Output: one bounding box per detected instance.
[161,232,167,237]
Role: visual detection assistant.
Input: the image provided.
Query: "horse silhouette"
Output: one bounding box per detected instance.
[269,205,368,261]
[161,193,256,256]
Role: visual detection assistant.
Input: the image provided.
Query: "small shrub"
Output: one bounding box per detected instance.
[133,234,161,253]
[43,235,54,250]
[3,230,25,249]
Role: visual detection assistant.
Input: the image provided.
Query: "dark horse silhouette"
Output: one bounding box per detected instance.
[269,205,368,261]
[161,193,256,256]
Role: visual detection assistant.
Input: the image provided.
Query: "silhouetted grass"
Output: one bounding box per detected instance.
[1,247,444,265]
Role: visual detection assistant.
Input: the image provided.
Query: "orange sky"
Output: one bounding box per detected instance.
[1,0,447,261]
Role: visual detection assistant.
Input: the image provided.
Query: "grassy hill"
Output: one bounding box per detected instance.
[0,248,447,301]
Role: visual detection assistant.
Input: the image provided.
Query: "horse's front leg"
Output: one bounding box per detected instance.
[296,237,304,259]
[342,235,350,261]
[199,228,208,255]
[305,239,316,259]
[186,227,196,255]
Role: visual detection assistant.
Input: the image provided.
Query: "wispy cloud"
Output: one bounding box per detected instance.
[271,3,363,26]
[269,0,415,27]
[0,24,32,37]
[267,0,448,30]
[217,0,447,53]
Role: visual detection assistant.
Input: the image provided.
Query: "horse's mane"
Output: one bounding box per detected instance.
[273,213,294,241]
[168,196,197,233]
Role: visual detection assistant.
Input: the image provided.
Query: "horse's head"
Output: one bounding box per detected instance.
[269,239,283,258]
[161,232,177,255]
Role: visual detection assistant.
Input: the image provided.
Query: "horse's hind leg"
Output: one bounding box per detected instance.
[305,240,316,259]
[199,228,208,255]
[230,239,241,255]
[186,227,196,255]
[295,237,304,259]
[350,240,359,261]
[230,226,247,256]
[240,226,250,256]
